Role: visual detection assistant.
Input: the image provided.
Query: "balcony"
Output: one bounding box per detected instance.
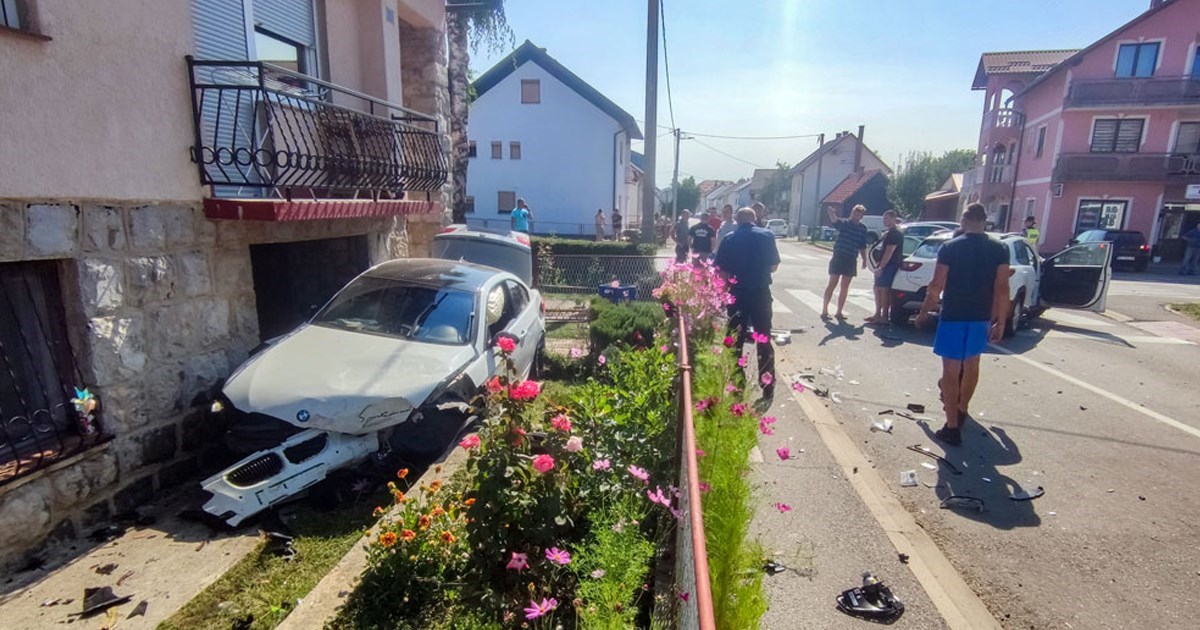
[1065,76,1200,109]
[983,108,1023,131]
[186,57,448,202]
[1053,152,1200,182]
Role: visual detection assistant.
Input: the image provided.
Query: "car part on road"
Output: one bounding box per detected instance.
[899,470,918,487]
[763,560,787,575]
[906,403,925,414]
[906,445,963,475]
[76,586,132,618]
[940,495,984,513]
[871,418,894,433]
[1009,486,1045,501]
[835,572,906,623]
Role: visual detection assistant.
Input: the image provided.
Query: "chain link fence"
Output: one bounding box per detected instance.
[534,254,673,303]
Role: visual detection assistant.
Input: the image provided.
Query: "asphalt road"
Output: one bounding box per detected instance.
[760,240,1200,630]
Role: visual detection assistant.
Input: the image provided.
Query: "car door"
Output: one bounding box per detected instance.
[502,280,539,376]
[1008,239,1037,307]
[1038,242,1113,312]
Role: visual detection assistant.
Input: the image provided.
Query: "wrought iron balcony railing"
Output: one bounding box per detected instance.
[186,57,448,200]
[1065,76,1200,108]
[1053,152,1200,182]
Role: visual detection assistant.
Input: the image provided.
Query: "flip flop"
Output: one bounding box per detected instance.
[820,314,832,321]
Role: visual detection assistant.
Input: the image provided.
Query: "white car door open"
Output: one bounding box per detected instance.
[1038,242,1113,313]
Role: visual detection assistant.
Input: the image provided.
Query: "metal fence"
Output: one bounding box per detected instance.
[534,254,673,300]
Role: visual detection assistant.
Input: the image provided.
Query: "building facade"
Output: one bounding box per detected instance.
[464,41,643,237]
[0,0,450,567]
[787,130,892,234]
[965,0,1200,257]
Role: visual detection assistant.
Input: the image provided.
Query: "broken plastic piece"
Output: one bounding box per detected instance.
[871,418,893,433]
[920,462,937,470]
[1009,486,1045,501]
[899,470,918,487]
[906,445,963,475]
[763,560,787,575]
[906,403,925,414]
[939,495,984,513]
[78,587,132,618]
[127,600,149,619]
[830,392,843,404]
[835,573,905,623]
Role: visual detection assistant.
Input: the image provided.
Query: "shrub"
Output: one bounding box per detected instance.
[532,236,657,256]
[588,298,665,352]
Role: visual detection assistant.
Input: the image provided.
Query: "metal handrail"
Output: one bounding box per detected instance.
[675,313,717,630]
[1066,75,1200,108]
[1053,152,1200,182]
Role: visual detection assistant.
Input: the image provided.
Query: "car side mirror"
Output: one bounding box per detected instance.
[1068,238,1078,246]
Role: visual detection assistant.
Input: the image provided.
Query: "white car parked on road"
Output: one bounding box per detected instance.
[765,219,788,238]
[888,232,1113,336]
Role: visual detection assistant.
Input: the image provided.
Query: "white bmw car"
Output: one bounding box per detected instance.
[202,230,544,526]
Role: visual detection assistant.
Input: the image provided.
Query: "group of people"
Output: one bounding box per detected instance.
[670,203,764,263]
[593,208,624,241]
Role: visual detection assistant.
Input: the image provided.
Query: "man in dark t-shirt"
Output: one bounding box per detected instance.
[672,211,691,262]
[916,203,1010,446]
[689,219,716,259]
[716,208,781,401]
[868,210,904,324]
[820,204,869,320]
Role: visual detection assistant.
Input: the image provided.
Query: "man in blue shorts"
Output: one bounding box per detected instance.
[915,203,1010,446]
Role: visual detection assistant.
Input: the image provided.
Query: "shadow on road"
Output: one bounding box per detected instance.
[918,420,1042,531]
[818,319,865,346]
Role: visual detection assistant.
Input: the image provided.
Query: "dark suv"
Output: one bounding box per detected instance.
[1071,229,1149,271]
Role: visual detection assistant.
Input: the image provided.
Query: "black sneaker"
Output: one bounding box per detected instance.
[933,425,962,446]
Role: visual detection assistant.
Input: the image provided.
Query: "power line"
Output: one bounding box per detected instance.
[659,0,676,131]
[687,131,824,141]
[690,138,767,168]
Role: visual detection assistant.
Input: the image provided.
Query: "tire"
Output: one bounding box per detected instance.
[1004,292,1024,338]
[1135,260,1149,272]
[889,304,911,327]
[531,341,546,380]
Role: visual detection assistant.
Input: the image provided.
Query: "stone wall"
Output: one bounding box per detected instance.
[0,201,441,569]
[399,19,454,220]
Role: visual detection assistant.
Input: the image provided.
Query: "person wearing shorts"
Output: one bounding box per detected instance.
[867,210,903,324]
[916,203,1010,446]
[820,204,869,320]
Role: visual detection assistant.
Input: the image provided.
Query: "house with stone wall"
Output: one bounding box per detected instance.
[0,0,451,568]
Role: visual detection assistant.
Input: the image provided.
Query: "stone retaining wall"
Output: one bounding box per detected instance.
[0,201,443,569]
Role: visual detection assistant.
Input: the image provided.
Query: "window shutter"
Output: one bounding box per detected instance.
[1114,119,1143,153]
[253,0,316,49]
[1090,120,1118,152]
[1176,122,1200,154]
[192,0,249,60]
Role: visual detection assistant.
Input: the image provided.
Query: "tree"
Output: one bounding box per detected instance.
[757,161,792,218]
[674,176,700,216]
[446,1,513,223]
[886,149,977,218]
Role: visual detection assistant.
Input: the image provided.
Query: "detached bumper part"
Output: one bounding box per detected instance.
[201,429,376,526]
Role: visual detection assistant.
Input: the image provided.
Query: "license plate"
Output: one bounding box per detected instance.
[1116,256,1135,261]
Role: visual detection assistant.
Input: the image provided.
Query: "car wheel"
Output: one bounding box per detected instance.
[889,304,911,327]
[1135,260,1149,272]
[531,341,546,379]
[1004,292,1024,338]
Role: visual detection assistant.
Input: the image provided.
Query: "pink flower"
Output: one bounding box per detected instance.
[776,446,790,461]
[725,383,738,393]
[565,436,583,452]
[532,454,556,474]
[569,347,584,359]
[486,377,504,394]
[458,434,481,450]
[751,331,769,344]
[680,592,690,602]
[661,344,670,353]
[698,481,712,493]
[647,486,671,507]
[550,414,572,432]
[773,502,792,513]
[506,552,529,572]
[628,465,649,484]
[731,403,747,417]
[695,398,711,412]
[737,355,748,368]
[496,336,517,353]
[545,546,571,565]
[669,506,682,519]
[695,448,706,458]
[759,421,774,436]
[592,458,611,471]
[723,335,735,348]
[761,415,777,425]
[524,597,558,620]
[591,569,606,579]
[711,345,722,355]
[761,372,774,387]
[792,380,806,393]
[598,355,607,365]
[510,380,541,401]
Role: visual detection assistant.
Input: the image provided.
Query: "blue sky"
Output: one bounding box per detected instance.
[470,0,1151,183]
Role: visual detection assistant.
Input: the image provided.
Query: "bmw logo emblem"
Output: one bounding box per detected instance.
[296,409,310,423]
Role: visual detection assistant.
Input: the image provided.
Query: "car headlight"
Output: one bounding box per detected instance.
[210,400,225,414]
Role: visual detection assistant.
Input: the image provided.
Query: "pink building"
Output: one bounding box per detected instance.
[963,0,1200,261]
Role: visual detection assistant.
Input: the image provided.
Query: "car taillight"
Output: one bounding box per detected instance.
[514,233,531,246]
[1139,244,1149,251]
[439,227,458,234]
[900,261,923,272]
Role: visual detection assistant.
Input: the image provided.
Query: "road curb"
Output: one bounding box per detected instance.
[1099,309,1134,323]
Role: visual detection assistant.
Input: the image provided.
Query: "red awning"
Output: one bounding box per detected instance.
[203,198,441,221]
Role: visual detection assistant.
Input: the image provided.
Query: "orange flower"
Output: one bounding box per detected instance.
[418,514,432,530]
[430,506,446,518]
[392,490,407,503]
[372,506,386,517]
[400,529,416,542]
[429,480,443,493]
[440,530,456,544]
[379,531,398,548]
[396,468,409,480]
[463,498,476,507]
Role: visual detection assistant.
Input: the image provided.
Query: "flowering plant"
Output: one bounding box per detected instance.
[652,258,735,343]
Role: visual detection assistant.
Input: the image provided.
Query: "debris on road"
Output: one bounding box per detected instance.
[127,600,149,618]
[897,553,910,564]
[940,496,984,513]
[830,392,843,404]
[94,563,118,575]
[920,462,937,470]
[906,445,963,475]
[835,572,905,623]
[77,586,132,618]
[1009,486,1045,501]
[906,403,926,414]
[871,418,893,433]
[899,470,918,487]
[763,560,787,575]
[117,570,135,586]
[40,598,73,607]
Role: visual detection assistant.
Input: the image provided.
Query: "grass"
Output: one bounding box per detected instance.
[1169,303,1200,321]
[545,320,588,341]
[159,492,385,630]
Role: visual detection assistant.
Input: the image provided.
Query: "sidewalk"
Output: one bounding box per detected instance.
[750,346,957,629]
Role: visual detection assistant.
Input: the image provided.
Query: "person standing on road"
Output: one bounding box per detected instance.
[510,198,533,233]
[868,210,903,324]
[689,213,717,261]
[1023,216,1040,249]
[594,209,607,241]
[715,204,737,252]
[1179,224,1200,275]
[716,208,781,401]
[752,202,767,227]
[611,208,623,240]
[915,203,1010,446]
[820,204,870,320]
[672,210,692,262]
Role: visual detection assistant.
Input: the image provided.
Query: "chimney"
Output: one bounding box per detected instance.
[853,125,865,174]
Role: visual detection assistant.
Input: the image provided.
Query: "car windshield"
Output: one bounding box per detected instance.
[312,276,474,345]
[1110,232,1146,245]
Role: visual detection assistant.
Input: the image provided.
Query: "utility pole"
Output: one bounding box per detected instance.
[671,128,681,222]
[639,0,659,244]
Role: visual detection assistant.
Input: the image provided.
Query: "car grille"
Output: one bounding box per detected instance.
[225,453,284,487]
[284,434,328,464]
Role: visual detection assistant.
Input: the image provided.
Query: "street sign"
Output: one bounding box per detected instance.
[1187,184,1200,200]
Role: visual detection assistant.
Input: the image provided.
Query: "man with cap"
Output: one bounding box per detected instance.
[716,208,781,401]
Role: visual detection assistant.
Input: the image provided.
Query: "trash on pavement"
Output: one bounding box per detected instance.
[906,445,963,475]
[906,403,925,414]
[920,462,937,470]
[40,598,73,607]
[94,563,118,575]
[830,392,843,404]
[76,586,132,618]
[1009,486,1045,501]
[939,495,984,513]
[899,470,918,487]
[871,418,893,433]
[981,477,992,483]
[848,379,861,385]
[897,553,910,564]
[763,560,787,575]
[117,570,135,586]
[835,572,905,623]
[127,600,149,619]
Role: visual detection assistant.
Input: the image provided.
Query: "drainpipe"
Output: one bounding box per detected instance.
[612,128,622,230]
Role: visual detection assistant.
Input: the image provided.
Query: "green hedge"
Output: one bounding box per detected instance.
[532,236,657,256]
[588,298,665,352]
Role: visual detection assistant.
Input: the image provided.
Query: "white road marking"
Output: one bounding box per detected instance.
[1034,330,1194,345]
[786,289,826,315]
[1045,310,1113,328]
[988,343,1200,441]
[847,296,876,313]
[772,300,793,314]
[778,253,798,261]
[798,254,821,261]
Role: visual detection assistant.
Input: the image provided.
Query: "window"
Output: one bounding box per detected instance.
[498,191,516,213]
[313,278,474,345]
[1090,118,1143,153]
[521,79,541,104]
[509,142,521,160]
[1175,122,1200,154]
[465,196,475,213]
[491,141,502,159]
[1076,200,1127,233]
[1115,42,1159,78]
[1013,242,1033,266]
[2,0,23,29]
[468,141,477,158]
[1035,126,1047,158]
[1194,48,1200,78]
[1025,198,1036,218]
[505,281,530,317]
[255,29,307,74]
